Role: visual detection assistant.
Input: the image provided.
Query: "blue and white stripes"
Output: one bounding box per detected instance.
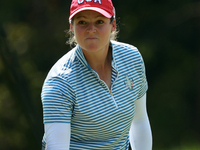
[41,41,148,149]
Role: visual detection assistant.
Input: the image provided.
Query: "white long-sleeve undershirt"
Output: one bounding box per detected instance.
[45,123,71,150]
[129,94,152,150]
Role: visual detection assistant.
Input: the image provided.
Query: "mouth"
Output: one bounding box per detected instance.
[86,37,98,40]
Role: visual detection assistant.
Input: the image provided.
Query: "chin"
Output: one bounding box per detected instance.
[81,43,100,52]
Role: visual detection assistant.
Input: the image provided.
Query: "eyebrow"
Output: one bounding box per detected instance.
[75,15,86,19]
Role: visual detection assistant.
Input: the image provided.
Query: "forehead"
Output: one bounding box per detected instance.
[74,10,105,19]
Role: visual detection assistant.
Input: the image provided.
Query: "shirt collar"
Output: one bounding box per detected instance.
[75,45,92,70]
[110,41,118,70]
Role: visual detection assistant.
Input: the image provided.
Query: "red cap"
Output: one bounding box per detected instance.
[69,0,115,21]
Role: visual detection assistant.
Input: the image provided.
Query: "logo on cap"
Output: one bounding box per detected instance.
[78,0,102,4]
[69,0,114,21]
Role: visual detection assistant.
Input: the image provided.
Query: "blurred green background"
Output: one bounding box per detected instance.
[0,0,200,149]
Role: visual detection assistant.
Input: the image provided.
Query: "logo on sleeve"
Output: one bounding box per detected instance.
[124,75,134,90]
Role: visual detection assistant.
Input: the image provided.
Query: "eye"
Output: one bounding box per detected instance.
[96,20,104,24]
[78,21,86,25]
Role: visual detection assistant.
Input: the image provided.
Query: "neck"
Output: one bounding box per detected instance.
[82,45,112,72]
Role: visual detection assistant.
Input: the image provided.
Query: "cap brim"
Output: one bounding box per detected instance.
[69,7,112,21]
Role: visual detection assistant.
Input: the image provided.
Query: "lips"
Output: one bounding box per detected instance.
[86,37,97,40]
[85,37,98,42]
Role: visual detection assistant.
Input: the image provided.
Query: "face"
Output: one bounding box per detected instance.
[70,10,116,54]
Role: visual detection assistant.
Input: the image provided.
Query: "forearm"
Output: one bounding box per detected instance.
[129,94,152,150]
[129,117,152,150]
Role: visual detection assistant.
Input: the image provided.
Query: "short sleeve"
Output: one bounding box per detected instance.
[137,55,148,100]
[41,77,75,123]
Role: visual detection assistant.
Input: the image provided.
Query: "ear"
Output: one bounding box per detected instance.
[70,23,74,32]
[111,19,116,32]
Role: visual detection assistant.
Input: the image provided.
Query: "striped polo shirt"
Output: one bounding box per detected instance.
[41,40,148,150]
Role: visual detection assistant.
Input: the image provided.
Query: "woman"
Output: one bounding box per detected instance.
[41,0,152,149]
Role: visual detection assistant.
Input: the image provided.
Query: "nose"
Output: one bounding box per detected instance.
[87,23,96,33]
